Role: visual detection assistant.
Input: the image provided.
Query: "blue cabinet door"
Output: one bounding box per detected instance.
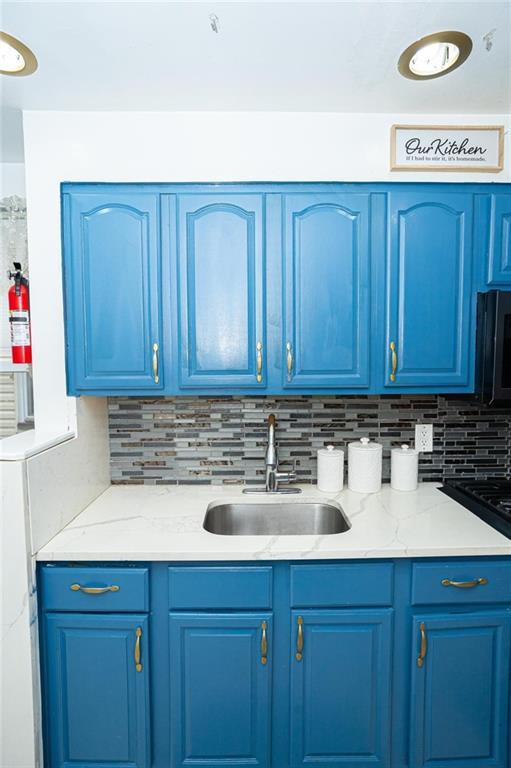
[169,613,272,768]
[487,193,511,284]
[385,191,474,389]
[290,609,393,768]
[63,189,163,393]
[282,194,371,389]
[410,612,511,768]
[176,194,266,389]
[43,613,150,768]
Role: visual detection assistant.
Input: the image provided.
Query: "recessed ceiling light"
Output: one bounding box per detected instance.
[0,31,37,76]
[398,31,472,80]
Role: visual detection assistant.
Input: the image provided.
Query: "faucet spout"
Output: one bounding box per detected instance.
[265,413,277,469]
[243,412,301,494]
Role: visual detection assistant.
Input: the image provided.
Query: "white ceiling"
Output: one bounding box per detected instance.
[1,0,510,161]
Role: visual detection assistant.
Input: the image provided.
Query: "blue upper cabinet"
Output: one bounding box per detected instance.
[169,612,272,768]
[281,194,371,389]
[409,612,511,768]
[62,188,164,394]
[384,191,474,391]
[43,613,150,768]
[487,193,511,285]
[290,609,392,768]
[176,194,266,389]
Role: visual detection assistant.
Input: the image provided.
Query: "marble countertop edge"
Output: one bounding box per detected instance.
[35,482,511,562]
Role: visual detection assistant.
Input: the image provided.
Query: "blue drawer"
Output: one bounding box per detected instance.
[290,563,394,607]
[40,566,149,612]
[168,566,272,609]
[411,561,511,605]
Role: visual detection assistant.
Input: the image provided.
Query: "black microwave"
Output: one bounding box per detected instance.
[476,290,511,405]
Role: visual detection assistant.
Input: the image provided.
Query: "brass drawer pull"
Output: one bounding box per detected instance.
[256,341,263,383]
[389,341,397,382]
[152,342,159,384]
[441,577,488,589]
[260,621,268,665]
[135,627,142,672]
[295,616,304,662]
[417,622,427,668]
[286,342,293,382]
[70,584,120,594]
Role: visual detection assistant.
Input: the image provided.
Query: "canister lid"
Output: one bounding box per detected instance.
[318,444,343,457]
[392,443,418,456]
[349,437,381,451]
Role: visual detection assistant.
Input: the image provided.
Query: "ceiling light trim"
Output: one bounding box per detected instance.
[0,31,38,76]
[398,30,472,81]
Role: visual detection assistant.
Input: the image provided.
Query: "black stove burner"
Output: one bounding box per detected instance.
[441,479,511,538]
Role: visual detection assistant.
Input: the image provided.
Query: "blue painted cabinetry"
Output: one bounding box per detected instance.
[175,194,267,389]
[384,190,473,390]
[61,183,511,395]
[43,613,150,768]
[290,609,392,767]
[410,612,511,768]
[169,613,272,768]
[62,188,164,394]
[281,194,371,389]
[487,192,511,285]
[39,558,511,768]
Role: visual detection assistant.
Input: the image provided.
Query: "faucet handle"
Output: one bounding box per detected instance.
[276,459,297,484]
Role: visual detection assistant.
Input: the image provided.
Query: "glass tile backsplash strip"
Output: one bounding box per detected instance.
[108,395,511,485]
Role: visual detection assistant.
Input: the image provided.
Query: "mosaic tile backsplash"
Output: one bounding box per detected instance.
[108,395,511,485]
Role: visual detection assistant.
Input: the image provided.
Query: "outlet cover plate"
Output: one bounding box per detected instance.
[415,424,433,453]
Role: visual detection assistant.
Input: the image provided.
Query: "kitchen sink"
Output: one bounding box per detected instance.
[203,501,350,536]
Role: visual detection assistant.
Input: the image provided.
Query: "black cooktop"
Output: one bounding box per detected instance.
[441,480,511,539]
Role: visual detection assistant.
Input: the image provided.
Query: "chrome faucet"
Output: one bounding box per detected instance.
[244,413,301,494]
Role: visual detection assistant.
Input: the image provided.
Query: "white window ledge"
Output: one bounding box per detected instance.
[0,428,75,461]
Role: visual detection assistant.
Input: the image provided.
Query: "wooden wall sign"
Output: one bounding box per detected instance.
[391,125,504,172]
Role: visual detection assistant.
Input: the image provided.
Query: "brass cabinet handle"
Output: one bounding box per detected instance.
[256,341,263,383]
[389,341,397,382]
[441,577,488,588]
[152,342,159,384]
[417,622,427,668]
[135,627,142,672]
[286,342,293,382]
[70,584,120,594]
[295,616,304,661]
[260,621,268,665]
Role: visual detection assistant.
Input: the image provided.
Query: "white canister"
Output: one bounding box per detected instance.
[317,445,344,493]
[391,444,419,491]
[348,437,383,493]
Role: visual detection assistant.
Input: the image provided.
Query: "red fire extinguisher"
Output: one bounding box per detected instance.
[8,262,32,364]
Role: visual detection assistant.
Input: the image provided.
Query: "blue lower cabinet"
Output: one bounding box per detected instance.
[290,609,393,768]
[410,612,511,768]
[43,613,150,768]
[169,613,272,768]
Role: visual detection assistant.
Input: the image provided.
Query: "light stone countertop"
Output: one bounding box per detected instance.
[36,482,511,561]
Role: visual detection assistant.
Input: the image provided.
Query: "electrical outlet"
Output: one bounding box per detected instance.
[415,424,433,453]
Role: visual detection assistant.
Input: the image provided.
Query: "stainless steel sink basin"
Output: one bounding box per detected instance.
[203,501,350,536]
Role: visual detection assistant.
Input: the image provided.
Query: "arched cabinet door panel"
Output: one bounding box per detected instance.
[487,193,511,285]
[63,190,163,393]
[176,195,266,389]
[282,194,371,389]
[385,192,474,390]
